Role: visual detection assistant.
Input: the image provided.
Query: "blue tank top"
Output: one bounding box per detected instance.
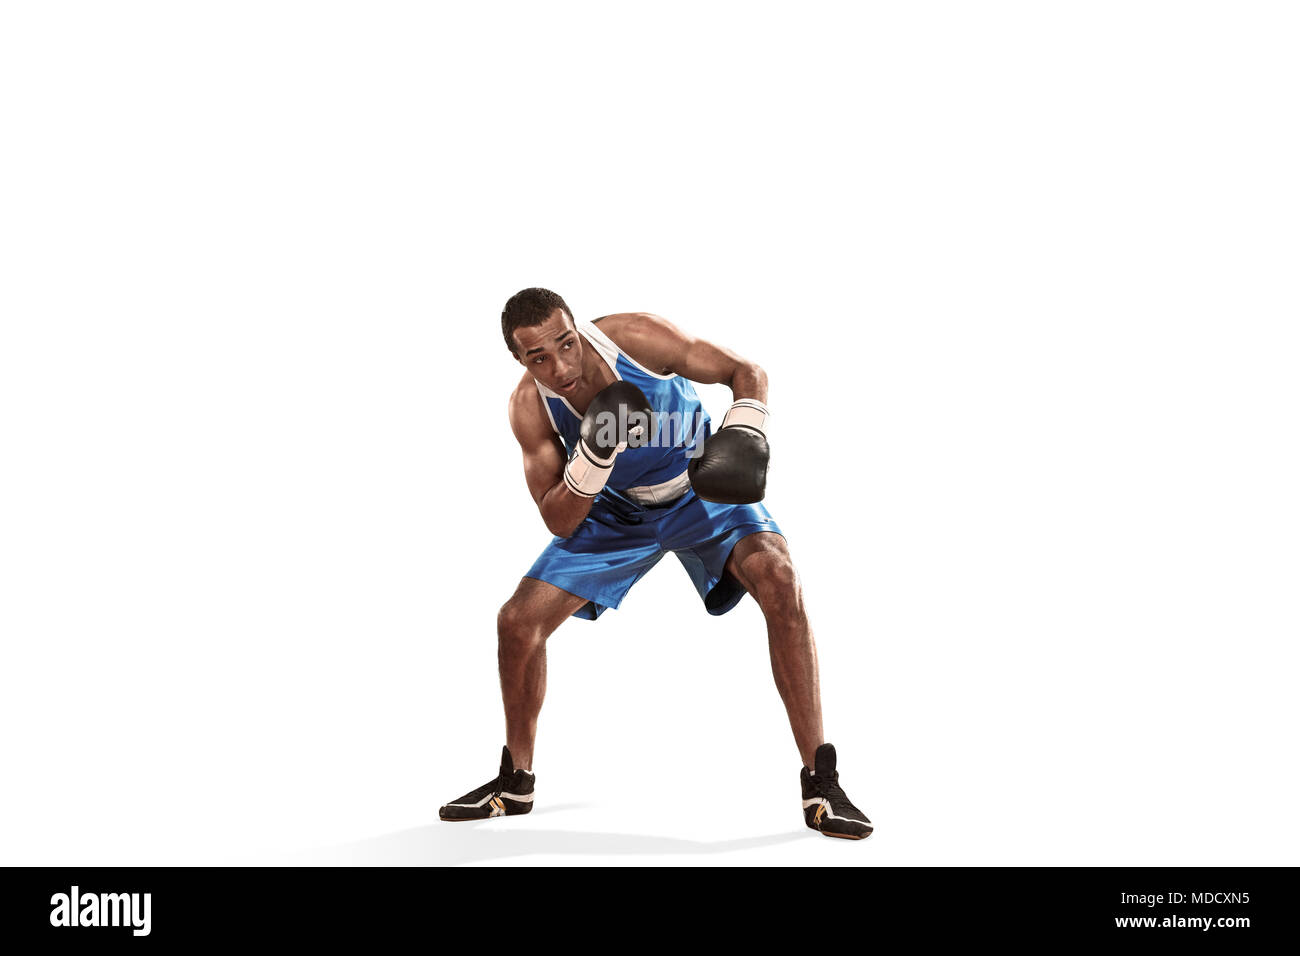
[534,319,712,509]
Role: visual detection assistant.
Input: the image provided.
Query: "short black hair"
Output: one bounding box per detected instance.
[502,287,573,354]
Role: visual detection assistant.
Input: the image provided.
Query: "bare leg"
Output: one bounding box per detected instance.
[724,532,824,769]
[497,577,589,770]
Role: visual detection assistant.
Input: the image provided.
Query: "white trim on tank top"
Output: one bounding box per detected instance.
[533,382,562,435]
[586,318,678,380]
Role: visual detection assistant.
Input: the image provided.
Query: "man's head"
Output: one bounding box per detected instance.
[502,288,574,355]
[502,287,586,395]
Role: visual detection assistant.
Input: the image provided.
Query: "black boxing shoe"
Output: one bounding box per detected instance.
[439,746,535,821]
[801,743,873,840]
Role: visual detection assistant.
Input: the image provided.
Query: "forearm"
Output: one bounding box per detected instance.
[539,480,595,538]
[523,381,653,538]
[730,362,768,405]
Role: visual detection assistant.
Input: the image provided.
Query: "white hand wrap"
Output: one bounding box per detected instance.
[720,398,769,436]
[563,439,622,498]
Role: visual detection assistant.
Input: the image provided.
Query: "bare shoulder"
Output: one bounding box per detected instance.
[594,312,690,374]
[594,311,682,340]
[508,373,551,445]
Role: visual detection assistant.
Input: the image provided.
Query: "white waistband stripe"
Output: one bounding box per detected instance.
[622,468,691,506]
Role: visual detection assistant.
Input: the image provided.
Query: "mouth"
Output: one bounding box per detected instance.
[557,378,579,393]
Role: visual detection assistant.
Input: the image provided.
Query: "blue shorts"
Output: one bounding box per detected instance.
[524,489,783,620]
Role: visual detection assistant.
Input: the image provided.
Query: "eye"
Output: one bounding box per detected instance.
[561,340,574,350]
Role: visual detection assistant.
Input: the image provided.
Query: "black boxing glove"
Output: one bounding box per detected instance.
[688,398,770,504]
[563,381,654,498]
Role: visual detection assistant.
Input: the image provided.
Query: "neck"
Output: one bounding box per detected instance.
[569,335,615,414]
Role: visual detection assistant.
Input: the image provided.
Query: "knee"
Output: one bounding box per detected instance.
[747,556,804,621]
[497,601,545,652]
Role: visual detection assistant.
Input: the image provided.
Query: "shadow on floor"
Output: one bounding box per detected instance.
[279,804,806,866]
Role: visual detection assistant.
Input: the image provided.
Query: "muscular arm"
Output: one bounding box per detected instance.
[508,382,593,538]
[595,312,768,403]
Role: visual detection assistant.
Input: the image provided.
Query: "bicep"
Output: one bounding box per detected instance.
[509,384,568,505]
[610,313,752,385]
[675,337,753,385]
[519,431,567,506]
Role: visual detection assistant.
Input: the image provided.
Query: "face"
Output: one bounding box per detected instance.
[512,308,585,396]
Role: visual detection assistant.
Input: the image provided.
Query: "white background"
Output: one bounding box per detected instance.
[2,1,1297,866]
